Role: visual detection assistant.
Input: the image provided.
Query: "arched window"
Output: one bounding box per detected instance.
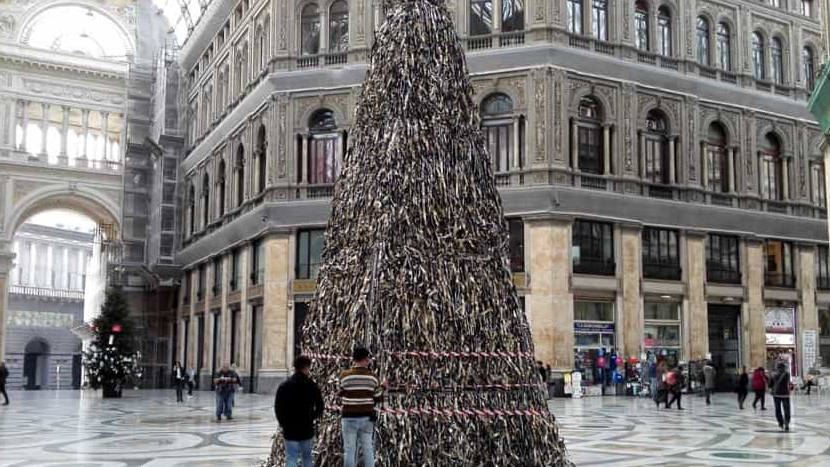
[706,123,729,193]
[188,183,196,235]
[634,1,649,51]
[307,109,341,184]
[329,1,349,51]
[566,0,583,35]
[644,110,669,184]
[716,22,731,70]
[575,96,604,175]
[804,46,816,91]
[301,4,321,55]
[257,125,267,193]
[696,17,710,65]
[759,134,782,200]
[771,37,785,84]
[470,0,493,36]
[752,32,765,80]
[592,0,608,41]
[21,5,131,59]
[235,145,245,207]
[202,173,210,227]
[257,23,269,70]
[502,0,525,33]
[481,93,517,173]
[658,7,672,56]
[217,159,226,217]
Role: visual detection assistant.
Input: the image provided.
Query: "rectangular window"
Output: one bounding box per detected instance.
[507,218,524,272]
[297,229,325,279]
[251,239,265,285]
[469,0,493,36]
[760,155,780,201]
[707,146,729,193]
[231,248,241,291]
[230,308,240,366]
[765,239,794,288]
[644,137,667,183]
[484,121,513,173]
[183,271,191,304]
[812,163,826,208]
[578,125,602,175]
[197,265,205,301]
[212,257,222,297]
[572,220,614,275]
[567,0,583,35]
[308,136,339,184]
[803,0,813,16]
[574,301,614,322]
[196,314,205,382]
[644,302,681,357]
[642,228,680,280]
[592,0,608,41]
[634,9,648,50]
[706,234,741,284]
[816,245,829,290]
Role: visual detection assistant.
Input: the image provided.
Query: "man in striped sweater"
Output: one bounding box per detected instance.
[339,347,385,467]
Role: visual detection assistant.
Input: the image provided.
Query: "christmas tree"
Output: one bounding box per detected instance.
[83,286,142,397]
[264,0,572,465]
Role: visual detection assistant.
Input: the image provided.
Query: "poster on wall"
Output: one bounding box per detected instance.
[803,330,817,374]
[765,307,795,333]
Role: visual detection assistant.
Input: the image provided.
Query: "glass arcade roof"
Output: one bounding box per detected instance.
[152,0,213,45]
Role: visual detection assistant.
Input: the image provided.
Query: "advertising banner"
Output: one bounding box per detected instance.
[803,330,817,374]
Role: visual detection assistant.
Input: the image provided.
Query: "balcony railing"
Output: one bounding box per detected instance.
[765,273,795,288]
[467,31,526,51]
[643,263,681,281]
[308,185,335,199]
[8,285,84,301]
[573,259,615,276]
[707,267,741,284]
[580,174,608,191]
[297,51,348,69]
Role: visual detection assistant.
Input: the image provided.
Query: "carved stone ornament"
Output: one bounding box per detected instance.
[0,15,14,38]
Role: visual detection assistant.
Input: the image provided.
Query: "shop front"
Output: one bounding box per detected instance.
[765,306,797,376]
[643,301,682,367]
[573,301,619,395]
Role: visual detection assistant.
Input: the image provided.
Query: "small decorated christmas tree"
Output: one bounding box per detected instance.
[83,286,142,398]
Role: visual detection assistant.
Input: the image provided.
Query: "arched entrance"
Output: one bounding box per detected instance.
[23,338,49,390]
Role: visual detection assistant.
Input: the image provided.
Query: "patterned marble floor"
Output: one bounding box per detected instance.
[1,389,829,466]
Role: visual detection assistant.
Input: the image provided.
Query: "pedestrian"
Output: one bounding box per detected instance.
[665,365,684,410]
[172,361,185,403]
[801,367,820,395]
[751,367,768,410]
[0,361,9,406]
[339,347,385,467]
[545,364,553,399]
[736,366,749,410]
[213,364,238,422]
[770,362,791,431]
[275,355,325,467]
[648,360,658,399]
[537,361,548,383]
[230,364,242,407]
[187,367,196,399]
[703,360,716,405]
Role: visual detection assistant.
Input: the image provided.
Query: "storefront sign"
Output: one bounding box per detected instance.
[803,330,817,373]
[765,307,795,333]
[766,333,795,346]
[574,322,615,333]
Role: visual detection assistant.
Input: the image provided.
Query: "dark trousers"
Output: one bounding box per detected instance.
[774,397,791,427]
[187,381,194,396]
[737,389,748,408]
[666,389,682,409]
[215,391,232,419]
[0,384,7,404]
[174,381,184,402]
[752,389,766,409]
[705,388,714,404]
[801,380,815,395]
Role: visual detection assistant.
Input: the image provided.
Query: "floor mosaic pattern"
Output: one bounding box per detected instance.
[2,389,830,466]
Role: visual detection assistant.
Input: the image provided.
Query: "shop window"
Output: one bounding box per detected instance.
[765,239,794,288]
[634,1,648,51]
[481,93,517,173]
[644,302,681,350]
[507,218,524,272]
[572,220,614,275]
[230,248,241,291]
[816,245,829,290]
[642,228,680,280]
[717,22,730,70]
[251,238,265,285]
[213,257,222,297]
[566,0,583,35]
[573,301,616,390]
[696,17,710,66]
[706,234,741,284]
[297,229,325,279]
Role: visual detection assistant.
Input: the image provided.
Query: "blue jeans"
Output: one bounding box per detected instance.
[342,417,374,467]
[215,391,232,419]
[650,377,658,398]
[285,438,313,467]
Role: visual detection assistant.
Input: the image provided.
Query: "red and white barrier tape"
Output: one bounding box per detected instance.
[325,405,546,417]
[306,350,534,360]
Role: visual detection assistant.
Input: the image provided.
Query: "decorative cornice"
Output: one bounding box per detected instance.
[0,43,127,80]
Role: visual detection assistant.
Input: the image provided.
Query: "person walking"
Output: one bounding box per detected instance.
[666,365,684,410]
[213,364,239,422]
[230,364,242,407]
[703,360,716,405]
[172,361,185,403]
[736,366,749,410]
[801,367,820,395]
[0,361,9,406]
[339,347,385,467]
[648,360,658,399]
[186,367,196,399]
[275,355,325,467]
[770,363,792,431]
[751,367,768,410]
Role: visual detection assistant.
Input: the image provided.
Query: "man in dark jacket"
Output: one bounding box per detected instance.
[275,355,324,467]
[0,361,8,405]
[770,362,791,431]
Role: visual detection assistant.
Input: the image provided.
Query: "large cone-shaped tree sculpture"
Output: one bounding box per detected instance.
[264,0,572,465]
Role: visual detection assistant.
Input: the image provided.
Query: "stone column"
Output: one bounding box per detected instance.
[20,100,29,152]
[668,136,676,184]
[512,117,521,170]
[701,142,709,188]
[101,112,109,161]
[301,134,309,183]
[620,224,643,359]
[39,103,49,157]
[0,250,13,361]
[782,156,790,201]
[492,0,501,32]
[527,216,574,371]
[570,120,579,171]
[80,110,90,160]
[728,146,736,192]
[744,238,766,369]
[258,231,292,393]
[798,244,819,374]
[603,124,612,175]
[118,114,126,164]
[685,231,708,360]
[60,106,69,159]
[639,131,646,178]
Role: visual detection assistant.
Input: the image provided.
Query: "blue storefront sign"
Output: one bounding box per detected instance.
[574,322,615,333]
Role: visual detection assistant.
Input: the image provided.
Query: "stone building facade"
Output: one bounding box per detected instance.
[171,0,830,393]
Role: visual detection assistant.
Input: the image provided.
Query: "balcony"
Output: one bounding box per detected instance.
[696,65,740,86]
[579,174,608,191]
[707,267,741,285]
[296,51,348,69]
[643,263,681,281]
[467,31,526,51]
[573,259,615,276]
[765,273,795,288]
[8,285,84,301]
